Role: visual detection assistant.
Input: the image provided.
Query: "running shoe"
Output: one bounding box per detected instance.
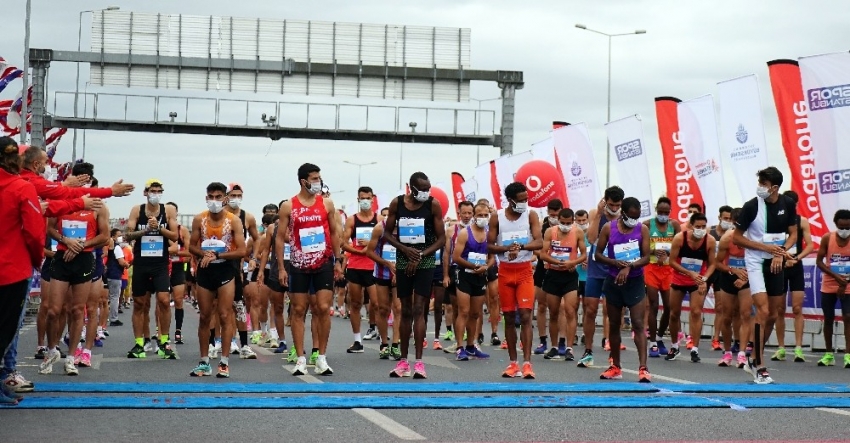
[216,363,230,378]
[38,348,60,375]
[558,342,567,356]
[250,331,262,345]
[432,339,442,351]
[443,343,458,354]
[347,341,365,353]
[818,353,835,366]
[390,360,411,378]
[649,344,660,358]
[490,334,501,346]
[711,339,722,351]
[521,362,535,379]
[499,341,508,350]
[638,366,652,383]
[544,347,561,360]
[0,382,23,403]
[620,342,626,350]
[309,350,319,365]
[230,339,240,355]
[190,361,212,377]
[501,362,521,378]
[718,352,733,367]
[93,338,103,348]
[564,348,575,361]
[577,350,594,368]
[0,392,19,406]
[731,341,740,354]
[127,344,146,359]
[390,345,402,361]
[34,346,47,360]
[676,332,686,346]
[213,340,222,356]
[754,367,774,384]
[175,330,183,345]
[442,330,454,341]
[64,357,79,376]
[240,345,257,359]
[208,344,219,360]
[286,347,298,363]
[533,343,547,355]
[143,339,156,353]
[685,336,694,350]
[363,327,378,340]
[690,350,701,363]
[379,345,390,360]
[73,348,82,366]
[291,357,308,376]
[469,345,490,359]
[600,365,622,380]
[413,361,427,379]
[657,340,668,356]
[266,335,280,349]
[274,341,288,354]
[456,347,469,361]
[315,355,334,375]
[3,372,34,394]
[158,343,178,360]
[603,338,611,352]
[78,352,92,368]
[745,342,753,357]
[771,348,786,361]
[665,348,680,361]
[793,347,806,363]
[844,354,850,369]
[736,353,747,369]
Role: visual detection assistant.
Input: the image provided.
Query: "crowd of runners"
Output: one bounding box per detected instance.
[2,134,850,405]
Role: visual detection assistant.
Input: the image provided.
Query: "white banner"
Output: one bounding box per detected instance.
[494,151,533,209]
[717,75,770,202]
[473,162,499,209]
[460,178,478,204]
[677,95,728,217]
[799,52,850,231]
[605,115,654,220]
[552,123,602,213]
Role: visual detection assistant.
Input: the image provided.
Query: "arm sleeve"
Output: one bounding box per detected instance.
[43,198,86,218]
[32,175,113,200]
[20,184,47,269]
[735,200,757,232]
[113,245,125,260]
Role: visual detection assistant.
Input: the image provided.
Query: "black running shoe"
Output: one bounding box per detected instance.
[346,341,364,353]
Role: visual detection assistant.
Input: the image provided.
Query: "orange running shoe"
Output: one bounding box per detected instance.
[686,336,694,350]
[432,339,443,351]
[619,343,626,350]
[638,366,652,383]
[600,365,623,380]
[603,339,611,352]
[521,362,536,379]
[711,339,722,351]
[502,362,521,378]
[500,341,508,350]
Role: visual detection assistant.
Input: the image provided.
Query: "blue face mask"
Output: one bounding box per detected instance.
[259,225,266,234]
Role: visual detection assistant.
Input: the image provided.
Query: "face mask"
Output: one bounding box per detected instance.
[475,217,489,228]
[147,194,162,205]
[622,215,638,228]
[412,186,430,202]
[116,236,124,244]
[207,200,224,214]
[228,198,242,209]
[606,205,622,217]
[558,223,573,233]
[259,226,266,234]
[720,221,734,231]
[511,200,528,214]
[457,220,469,228]
[756,185,771,199]
[305,180,323,195]
[41,166,57,181]
[359,199,372,211]
[838,229,850,239]
[548,216,559,226]
[656,215,669,224]
[578,223,589,231]
[82,183,92,188]
[692,228,707,239]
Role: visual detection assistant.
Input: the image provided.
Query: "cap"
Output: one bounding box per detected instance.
[227,182,243,193]
[145,178,163,190]
[17,144,30,155]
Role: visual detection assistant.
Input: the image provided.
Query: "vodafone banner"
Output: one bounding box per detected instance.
[494,151,533,208]
[654,97,704,223]
[551,123,601,213]
[767,59,828,247]
[605,114,654,220]
[677,95,727,218]
[521,137,570,208]
[798,52,850,231]
[717,75,770,202]
[461,178,478,203]
[450,172,466,209]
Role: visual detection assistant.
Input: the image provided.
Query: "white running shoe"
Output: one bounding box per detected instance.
[291,357,308,376]
[231,339,240,355]
[38,348,61,375]
[314,355,333,376]
[64,357,79,376]
[240,345,257,359]
[208,344,219,359]
[363,328,378,340]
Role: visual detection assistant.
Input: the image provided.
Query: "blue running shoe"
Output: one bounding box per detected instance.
[649,343,660,358]
[533,343,547,355]
[468,345,490,359]
[657,340,668,356]
[731,341,740,354]
[456,347,469,361]
[94,338,104,348]
[558,342,567,356]
[274,341,288,354]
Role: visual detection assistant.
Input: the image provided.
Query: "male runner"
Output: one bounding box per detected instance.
[364,216,402,360]
[814,209,850,368]
[477,198,502,348]
[715,208,751,368]
[225,183,260,359]
[124,179,179,360]
[708,205,733,351]
[643,197,681,358]
[256,214,286,350]
[732,167,796,384]
[383,172,446,379]
[276,164,343,376]
[440,202,473,352]
[188,182,247,377]
[106,229,130,328]
[533,199,564,355]
[488,182,543,379]
[341,187,379,353]
[594,197,652,382]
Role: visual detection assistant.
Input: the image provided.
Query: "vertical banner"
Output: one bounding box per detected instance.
[461,178,478,203]
[677,95,727,218]
[717,75,771,202]
[494,151,533,208]
[768,59,827,248]
[655,97,704,222]
[552,123,602,212]
[473,161,500,208]
[604,114,654,220]
[519,137,570,208]
[450,172,466,209]
[799,52,850,231]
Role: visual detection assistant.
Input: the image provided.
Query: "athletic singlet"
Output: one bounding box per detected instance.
[448,223,464,266]
[649,218,675,265]
[133,204,168,264]
[497,209,533,263]
[673,231,709,286]
[606,220,643,278]
[200,211,237,265]
[395,195,436,270]
[374,220,396,280]
[289,195,333,271]
[545,225,578,270]
[348,212,378,271]
[57,209,98,253]
[726,232,746,269]
[588,216,614,279]
[170,225,188,263]
[788,215,804,256]
[460,225,489,273]
[535,219,553,273]
[821,232,850,293]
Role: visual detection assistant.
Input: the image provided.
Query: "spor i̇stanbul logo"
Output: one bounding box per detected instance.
[736,124,748,144]
[570,161,582,177]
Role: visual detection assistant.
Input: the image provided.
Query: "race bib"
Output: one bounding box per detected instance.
[61,220,87,242]
[50,239,58,252]
[140,235,164,257]
[655,242,672,253]
[399,218,425,244]
[728,257,746,269]
[466,252,487,272]
[762,233,785,246]
[680,257,703,273]
[201,239,227,263]
[501,230,529,246]
[382,245,397,263]
[551,242,572,262]
[284,244,291,261]
[613,241,640,263]
[355,227,372,243]
[830,256,850,277]
[299,226,327,253]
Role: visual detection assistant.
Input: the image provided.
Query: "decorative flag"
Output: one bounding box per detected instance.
[551,123,601,213]
[605,114,654,220]
[654,97,704,222]
[677,95,727,218]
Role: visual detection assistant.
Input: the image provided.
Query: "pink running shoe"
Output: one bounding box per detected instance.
[412,361,427,379]
[389,359,411,378]
[73,348,83,366]
[677,332,686,346]
[736,353,748,369]
[78,352,92,368]
[718,352,733,367]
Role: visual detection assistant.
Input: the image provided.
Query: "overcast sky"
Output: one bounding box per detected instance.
[3,0,849,220]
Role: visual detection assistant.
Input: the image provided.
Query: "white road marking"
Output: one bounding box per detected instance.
[352,408,426,441]
[280,365,324,384]
[815,407,850,417]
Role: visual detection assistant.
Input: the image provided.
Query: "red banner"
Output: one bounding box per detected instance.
[654,97,704,222]
[451,172,466,209]
[767,59,827,249]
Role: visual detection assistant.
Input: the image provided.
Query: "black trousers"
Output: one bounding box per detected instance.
[0,279,29,361]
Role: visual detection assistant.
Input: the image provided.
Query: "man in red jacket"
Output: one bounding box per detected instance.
[0,137,45,405]
[20,146,134,202]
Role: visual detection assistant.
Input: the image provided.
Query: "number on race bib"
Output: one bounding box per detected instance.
[680,257,703,273]
[399,218,425,244]
[140,235,164,257]
[61,220,87,242]
[466,252,487,272]
[299,227,327,253]
[613,241,640,263]
[382,245,397,263]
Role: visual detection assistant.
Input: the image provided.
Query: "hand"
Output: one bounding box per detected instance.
[400,245,420,261]
[405,261,417,277]
[838,283,847,297]
[334,262,344,280]
[443,275,450,288]
[734,278,746,289]
[83,195,103,210]
[690,272,705,285]
[247,259,257,272]
[765,245,785,256]
[278,268,288,284]
[581,262,587,269]
[111,179,135,197]
[199,254,214,268]
[655,250,669,261]
[616,266,630,285]
[507,250,518,261]
[697,282,708,295]
[147,216,159,232]
[356,239,368,247]
[615,260,631,269]
[474,265,488,275]
[731,268,748,281]
[257,269,265,286]
[63,174,89,187]
[509,243,522,252]
[40,201,49,212]
[785,258,798,268]
[597,199,606,213]
[770,256,784,274]
[834,275,848,288]
[63,249,79,262]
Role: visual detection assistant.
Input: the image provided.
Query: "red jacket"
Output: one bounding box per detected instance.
[44,198,86,218]
[0,169,46,285]
[20,169,113,200]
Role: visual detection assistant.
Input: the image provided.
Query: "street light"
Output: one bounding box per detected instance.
[575,23,646,187]
[400,122,417,189]
[343,160,377,189]
[470,96,501,166]
[73,6,120,160]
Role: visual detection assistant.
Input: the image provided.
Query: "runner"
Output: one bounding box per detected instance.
[667,212,716,363]
[708,205,733,351]
[533,199,564,355]
[106,229,130,329]
[714,208,751,368]
[440,202,473,352]
[363,215,402,360]
[732,167,797,384]
[383,172,447,379]
[341,187,379,353]
[487,182,543,379]
[256,214,286,351]
[188,182,248,378]
[225,183,260,359]
[276,163,343,376]
[539,208,586,362]
[450,202,494,361]
[573,209,590,354]
[124,179,179,360]
[643,197,680,358]
[78,192,111,368]
[773,190,814,362]
[478,199,502,348]
[814,209,850,368]
[594,197,652,382]
[167,202,192,345]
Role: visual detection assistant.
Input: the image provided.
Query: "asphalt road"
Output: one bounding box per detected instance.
[3,298,850,443]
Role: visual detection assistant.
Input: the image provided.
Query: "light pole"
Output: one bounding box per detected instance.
[575,24,646,187]
[73,6,120,160]
[401,122,417,188]
[470,96,500,166]
[20,0,32,144]
[343,160,377,189]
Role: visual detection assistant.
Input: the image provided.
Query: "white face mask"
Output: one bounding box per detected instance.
[41,166,57,181]
[457,219,469,228]
[147,194,162,205]
[720,221,734,231]
[359,199,372,211]
[548,216,559,226]
[756,185,771,199]
[605,205,621,217]
[305,180,323,195]
[116,236,124,244]
[578,223,589,231]
[475,217,489,228]
[558,223,573,233]
[511,200,528,214]
[656,215,669,224]
[692,228,707,239]
[207,200,224,214]
[838,229,850,239]
[228,198,242,209]
[622,215,638,228]
[412,186,430,202]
